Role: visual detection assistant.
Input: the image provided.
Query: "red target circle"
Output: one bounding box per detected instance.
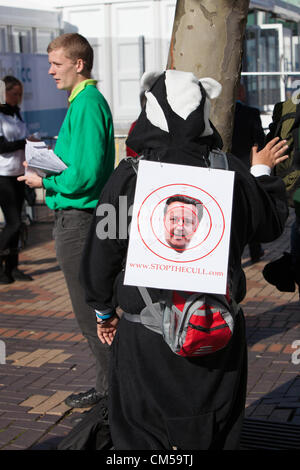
[137,183,225,263]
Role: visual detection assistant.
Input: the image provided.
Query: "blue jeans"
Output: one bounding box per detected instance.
[53,209,109,395]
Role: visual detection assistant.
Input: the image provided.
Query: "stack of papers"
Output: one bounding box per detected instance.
[25,140,67,177]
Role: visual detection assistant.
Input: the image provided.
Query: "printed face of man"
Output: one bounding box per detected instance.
[164,201,200,252]
[48,48,83,93]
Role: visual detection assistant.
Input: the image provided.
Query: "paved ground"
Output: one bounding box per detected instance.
[0,210,299,451]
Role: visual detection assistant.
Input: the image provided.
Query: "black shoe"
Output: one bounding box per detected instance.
[64,388,104,408]
[263,252,295,292]
[251,249,265,263]
[0,272,14,285]
[11,268,33,281]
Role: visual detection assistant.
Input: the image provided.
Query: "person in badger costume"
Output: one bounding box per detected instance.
[80,70,288,450]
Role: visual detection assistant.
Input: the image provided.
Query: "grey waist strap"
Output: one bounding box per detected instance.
[123,312,142,323]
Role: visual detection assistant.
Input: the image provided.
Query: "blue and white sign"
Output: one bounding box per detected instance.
[0,52,68,137]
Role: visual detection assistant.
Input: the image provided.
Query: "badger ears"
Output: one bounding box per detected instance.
[140,71,162,92]
[140,72,222,99]
[199,77,222,99]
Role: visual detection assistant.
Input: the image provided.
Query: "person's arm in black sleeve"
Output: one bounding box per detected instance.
[228,161,288,305]
[247,137,289,241]
[265,102,283,144]
[79,161,135,345]
[230,155,288,248]
[230,136,289,247]
[0,136,26,153]
[81,212,127,315]
[252,174,288,241]
[252,108,266,151]
[79,160,133,315]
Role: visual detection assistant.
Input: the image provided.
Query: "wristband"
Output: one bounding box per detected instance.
[95,311,113,320]
[96,310,120,325]
[95,309,115,323]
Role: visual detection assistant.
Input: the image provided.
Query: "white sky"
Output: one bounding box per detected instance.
[0,0,59,9]
[0,0,96,8]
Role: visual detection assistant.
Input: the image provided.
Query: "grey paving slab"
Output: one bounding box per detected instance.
[0,215,300,450]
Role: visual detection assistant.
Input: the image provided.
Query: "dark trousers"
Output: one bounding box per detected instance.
[291,213,300,285]
[53,209,109,395]
[248,241,263,262]
[0,175,25,272]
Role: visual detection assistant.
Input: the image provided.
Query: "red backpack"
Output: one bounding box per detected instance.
[124,285,239,357]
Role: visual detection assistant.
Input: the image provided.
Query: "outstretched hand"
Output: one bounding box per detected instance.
[97,314,120,345]
[251,137,289,169]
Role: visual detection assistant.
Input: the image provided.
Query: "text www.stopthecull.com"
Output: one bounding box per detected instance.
[129,262,224,277]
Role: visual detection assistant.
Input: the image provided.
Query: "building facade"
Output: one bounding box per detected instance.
[1,0,300,132]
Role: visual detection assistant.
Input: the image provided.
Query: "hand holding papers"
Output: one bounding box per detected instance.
[25,139,67,177]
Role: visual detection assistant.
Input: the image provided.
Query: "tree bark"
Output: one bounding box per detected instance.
[167,0,250,152]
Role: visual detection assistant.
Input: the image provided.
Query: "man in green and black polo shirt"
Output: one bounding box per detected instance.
[19,33,115,408]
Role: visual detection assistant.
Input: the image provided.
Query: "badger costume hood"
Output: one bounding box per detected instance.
[126,70,223,165]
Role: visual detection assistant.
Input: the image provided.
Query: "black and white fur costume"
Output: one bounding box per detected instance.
[80,70,288,450]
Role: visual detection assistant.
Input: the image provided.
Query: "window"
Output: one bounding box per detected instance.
[35,29,56,54]
[12,28,32,53]
[242,23,300,112]
[0,27,8,52]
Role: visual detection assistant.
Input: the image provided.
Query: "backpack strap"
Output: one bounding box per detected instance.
[292,102,300,130]
[137,286,156,311]
[124,155,144,174]
[291,103,300,170]
[271,100,299,139]
[124,286,165,334]
[266,101,287,142]
[274,112,296,137]
[208,149,228,170]
[125,152,228,173]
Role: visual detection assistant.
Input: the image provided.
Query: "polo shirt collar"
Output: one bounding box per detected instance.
[68,79,97,103]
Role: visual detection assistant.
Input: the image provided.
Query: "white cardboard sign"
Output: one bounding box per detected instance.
[124,160,235,294]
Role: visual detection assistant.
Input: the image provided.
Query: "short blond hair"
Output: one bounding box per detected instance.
[47,33,93,74]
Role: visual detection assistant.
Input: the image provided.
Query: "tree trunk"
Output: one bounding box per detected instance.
[167,0,250,152]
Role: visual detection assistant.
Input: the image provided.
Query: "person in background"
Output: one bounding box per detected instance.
[262,96,300,297]
[232,82,266,263]
[291,192,300,296]
[126,92,146,158]
[18,33,115,409]
[0,75,33,284]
